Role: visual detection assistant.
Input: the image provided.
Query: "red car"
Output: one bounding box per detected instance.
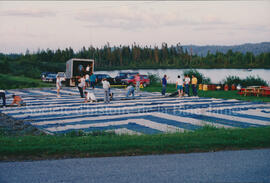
[121,75,150,87]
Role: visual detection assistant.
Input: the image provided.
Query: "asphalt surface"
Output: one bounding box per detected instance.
[0,149,270,183]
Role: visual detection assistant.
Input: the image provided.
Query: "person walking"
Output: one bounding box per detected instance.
[78,75,86,98]
[102,78,110,103]
[135,73,140,93]
[161,75,168,96]
[56,75,62,98]
[184,75,190,97]
[90,73,97,89]
[191,75,198,96]
[0,89,6,107]
[176,75,184,98]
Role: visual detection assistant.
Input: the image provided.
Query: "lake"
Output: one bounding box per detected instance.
[95,69,270,84]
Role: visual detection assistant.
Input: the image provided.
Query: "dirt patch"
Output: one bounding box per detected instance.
[0,113,45,136]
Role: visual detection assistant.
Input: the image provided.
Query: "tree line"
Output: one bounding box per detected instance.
[1,43,270,78]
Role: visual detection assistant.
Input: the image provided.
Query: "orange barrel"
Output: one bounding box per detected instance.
[224,84,229,91]
[203,84,208,91]
[199,84,203,90]
[231,84,236,91]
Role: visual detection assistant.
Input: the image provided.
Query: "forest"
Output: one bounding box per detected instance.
[0,43,270,79]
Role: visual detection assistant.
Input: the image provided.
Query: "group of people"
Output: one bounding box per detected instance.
[161,74,198,98]
[0,89,25,108]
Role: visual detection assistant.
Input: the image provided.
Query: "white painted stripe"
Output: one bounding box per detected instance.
[106,128,142,135]
[181,108,270,126]
[45,119,185,133]
[151,112,233,129]
[235,109,270,119]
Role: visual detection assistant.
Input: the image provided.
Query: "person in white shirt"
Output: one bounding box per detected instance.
[84,91,97,103]
[102,78,110,103]
[78,75,86,98]
[56,75,62,98]
[85,74,90,87]
[0,89,6,107]
[184,75,191,97]
[176,75,184,98]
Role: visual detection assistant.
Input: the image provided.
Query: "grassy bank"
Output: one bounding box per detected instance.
[141,84,270,102]
[0,126,270,161]
[0,74,53,89]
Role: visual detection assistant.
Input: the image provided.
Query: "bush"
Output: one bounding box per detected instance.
[147,72,161,84]
[223,75,268,87]
[183,69,211,84]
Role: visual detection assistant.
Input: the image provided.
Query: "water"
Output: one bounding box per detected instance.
[95,69,270,84]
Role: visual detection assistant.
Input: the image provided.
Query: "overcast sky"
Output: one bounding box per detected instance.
[0,1,270,54]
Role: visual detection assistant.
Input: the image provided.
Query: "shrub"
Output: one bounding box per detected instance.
[223,75,268,87]
[183,69,211,84]
[147,72,161,84]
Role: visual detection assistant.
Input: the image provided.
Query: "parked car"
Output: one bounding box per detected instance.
[44,73,57,83]
[114,72,139,84]
[121,74,150,87]
[95,74,115,84]
[41,72,55,81]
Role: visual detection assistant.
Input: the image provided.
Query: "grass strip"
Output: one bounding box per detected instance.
[1,126,270,161]
[0,74,53,90]
[141,84,270,102]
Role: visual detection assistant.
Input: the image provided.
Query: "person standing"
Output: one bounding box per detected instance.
[102,78,110,103]
[176,75,184,98]
[56,75,62,98]
[0,89,6,107]
[135,73,140,93]
[191,75,198,96]
[78,75,86,98]
[184,75,190,97]
[86,64,90,73]
[161,75,168,96]
[85,74,90,88]
[90,73,97,89]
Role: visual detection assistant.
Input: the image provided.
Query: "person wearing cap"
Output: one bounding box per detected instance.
[0,89,6,107]
[102,78,110,103]
[56,75,61,98]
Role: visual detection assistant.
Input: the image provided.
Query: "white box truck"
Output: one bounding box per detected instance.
[65,58,94,86]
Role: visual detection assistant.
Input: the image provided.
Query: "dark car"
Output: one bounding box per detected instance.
[95,74,115,84]
[121,74,150,87]
[44,73,57,83]
[41,72,55,81]
[115,72,139,84]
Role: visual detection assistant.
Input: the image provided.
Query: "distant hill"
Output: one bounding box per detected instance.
[182,42,270,56]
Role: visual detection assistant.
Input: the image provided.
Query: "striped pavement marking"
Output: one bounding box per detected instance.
[1,87,270,135]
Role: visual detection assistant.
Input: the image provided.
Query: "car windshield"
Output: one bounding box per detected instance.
[58,73,65,77]
[119,73,127,77]
[48,74,56,77]
[128,76,135,79]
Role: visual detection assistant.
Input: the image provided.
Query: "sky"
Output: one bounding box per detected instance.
[0,1,270,54]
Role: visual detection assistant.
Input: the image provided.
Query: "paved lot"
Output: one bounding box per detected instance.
[1,87,270,134]
[0,149,269,183]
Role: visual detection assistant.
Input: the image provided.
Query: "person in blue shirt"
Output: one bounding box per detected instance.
[90,73,97,89]
[161,75,168,96]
